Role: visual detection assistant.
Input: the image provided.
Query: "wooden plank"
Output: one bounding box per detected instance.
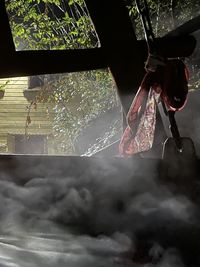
[0,129,52,135]
[0,128,52,134]
[0,115,52,122]
[0,112,54,117]
[0,115,54,119]
[0,112,52,117]
[1,84,27,88]
[0,137,7,142]
[0,102,53,107]
[4,89,26,93]
[3,92,27,96]
[0,78,27,84]
[3,97,27,100]
[1,97,31,101]
[0,77,28,81]
[0,108,54,112]
[0,87,27,91]
[0,121,52,126]
[3,88,27,91]
[3,90,27,94]
[0,111,54,116]
[0,129,52,134]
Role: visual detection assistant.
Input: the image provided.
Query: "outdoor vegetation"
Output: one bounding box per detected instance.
[126,0,200,87]
[4,0,200,154]
[5,0,121,154]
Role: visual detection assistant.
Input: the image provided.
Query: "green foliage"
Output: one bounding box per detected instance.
[6,0,119,154]
[126,0,200,87]
[0,81,9,92]
[6,0,98,50]
[127,0,200,38]
[45,70,119,153]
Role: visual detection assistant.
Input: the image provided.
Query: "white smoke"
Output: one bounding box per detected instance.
[0,156,198,266]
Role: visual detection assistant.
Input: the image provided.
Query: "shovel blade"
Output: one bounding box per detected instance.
[161,137,197,185]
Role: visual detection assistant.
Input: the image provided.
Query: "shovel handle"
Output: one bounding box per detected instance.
[168,110,183,152]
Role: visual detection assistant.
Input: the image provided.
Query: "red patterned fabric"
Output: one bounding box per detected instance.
[119,83,160,156]
[119,60,189,156]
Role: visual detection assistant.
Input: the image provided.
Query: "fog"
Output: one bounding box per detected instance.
[0,155,199,267]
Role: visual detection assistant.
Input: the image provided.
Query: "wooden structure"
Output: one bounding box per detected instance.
[0,77,54,154]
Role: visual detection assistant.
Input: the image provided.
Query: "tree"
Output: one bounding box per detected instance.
[126,0,200,37]
[6,0,99,50]
[126,0,200,86]
[5,0,121,154]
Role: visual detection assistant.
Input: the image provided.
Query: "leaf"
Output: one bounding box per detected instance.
[68,0,74,5]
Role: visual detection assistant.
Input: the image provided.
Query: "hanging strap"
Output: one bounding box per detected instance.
[135,0,155,54]
[119,0,189,156]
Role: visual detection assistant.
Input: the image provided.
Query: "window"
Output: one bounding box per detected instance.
[28,76,45,89]
[126,0,200,39]
[5,0,100,51]
[0,70,122,156]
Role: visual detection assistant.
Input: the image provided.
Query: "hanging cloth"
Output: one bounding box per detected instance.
[119,59,189,156]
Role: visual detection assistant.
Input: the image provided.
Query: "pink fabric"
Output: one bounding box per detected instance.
[119,85,160,156]
[119,60,189,156]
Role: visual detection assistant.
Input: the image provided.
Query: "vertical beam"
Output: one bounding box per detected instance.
[85,0,145,114]
[0,0,15,53]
